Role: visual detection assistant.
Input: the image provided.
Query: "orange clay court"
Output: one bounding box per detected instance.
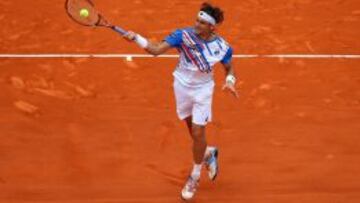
[0,0,360,202]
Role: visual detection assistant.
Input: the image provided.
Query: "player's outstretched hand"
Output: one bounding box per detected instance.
[222,83,239,98]
[123,31,137,41]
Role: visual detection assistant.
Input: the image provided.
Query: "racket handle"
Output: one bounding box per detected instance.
[112,26,127,35]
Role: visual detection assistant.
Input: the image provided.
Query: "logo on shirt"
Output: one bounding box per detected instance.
[214,50,220,55]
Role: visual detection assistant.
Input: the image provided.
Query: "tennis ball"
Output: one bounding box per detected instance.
[80,8,89,18]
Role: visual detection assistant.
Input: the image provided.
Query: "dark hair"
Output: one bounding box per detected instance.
[200,2,224,24]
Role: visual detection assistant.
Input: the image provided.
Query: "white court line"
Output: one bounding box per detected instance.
[0,54,360,59]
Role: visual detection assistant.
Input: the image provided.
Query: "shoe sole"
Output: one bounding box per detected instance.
[180,195,193,202]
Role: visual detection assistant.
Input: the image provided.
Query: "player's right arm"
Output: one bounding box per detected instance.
[146,41,172,56]
[123,31,172,56]
[123,29,183,56]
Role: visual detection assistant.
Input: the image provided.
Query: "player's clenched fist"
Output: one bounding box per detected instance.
[123,31,149,49]
[123,31,137,41]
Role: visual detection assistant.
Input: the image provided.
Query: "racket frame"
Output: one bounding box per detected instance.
[65,0,127,35]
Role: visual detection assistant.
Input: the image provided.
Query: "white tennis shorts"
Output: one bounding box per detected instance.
[173,79,215,126]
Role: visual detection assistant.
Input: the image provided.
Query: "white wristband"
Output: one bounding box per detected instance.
[135,34,149,49]
[226,75,236,85]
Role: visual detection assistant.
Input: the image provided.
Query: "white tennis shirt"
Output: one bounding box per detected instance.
[164,27,233,88]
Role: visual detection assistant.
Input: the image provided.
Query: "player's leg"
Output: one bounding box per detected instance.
[185,116,194,140]
[193,82,219,180]
[191,123,207,176]
[192,125,207,164]
[174,83,201,200]
[184,116,207,179]
[181,82,218,200]
[182,119,216,200]
[181,123,206,200]
[185,116,215,163]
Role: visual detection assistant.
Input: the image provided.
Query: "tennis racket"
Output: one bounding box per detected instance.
[65,0,127,35]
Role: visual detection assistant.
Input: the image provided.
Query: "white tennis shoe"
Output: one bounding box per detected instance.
[205,148,219,181]
[181,176,199,201]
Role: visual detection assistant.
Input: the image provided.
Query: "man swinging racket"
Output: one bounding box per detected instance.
[124,2,238,200]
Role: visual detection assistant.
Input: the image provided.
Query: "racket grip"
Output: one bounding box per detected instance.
[112,26,127,35]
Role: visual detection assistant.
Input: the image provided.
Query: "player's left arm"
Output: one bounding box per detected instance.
[221,46,239,98]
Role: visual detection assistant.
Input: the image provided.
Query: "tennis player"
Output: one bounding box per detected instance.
[124,2,238,200]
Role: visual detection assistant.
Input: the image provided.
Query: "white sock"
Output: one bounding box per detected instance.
[191,164,202,180]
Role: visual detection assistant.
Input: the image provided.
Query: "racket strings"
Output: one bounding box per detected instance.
[65,0,101,26]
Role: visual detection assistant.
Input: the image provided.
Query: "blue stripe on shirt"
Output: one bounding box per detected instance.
[221,47,233,64]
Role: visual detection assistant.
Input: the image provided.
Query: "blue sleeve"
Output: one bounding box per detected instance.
[221,47,233,64]
[164,29,183,48]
